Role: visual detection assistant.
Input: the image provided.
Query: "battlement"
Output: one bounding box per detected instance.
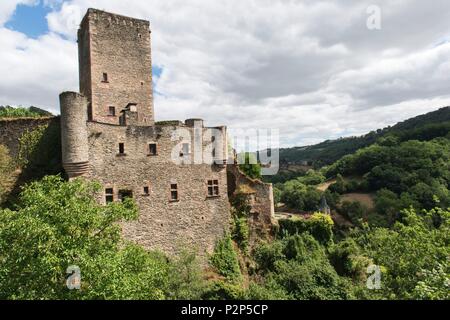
[80,8,150,31]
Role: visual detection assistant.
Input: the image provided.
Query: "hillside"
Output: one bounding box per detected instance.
[277,106,450,168]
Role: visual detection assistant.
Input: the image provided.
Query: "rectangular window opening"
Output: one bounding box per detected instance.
[119,143,125,154]
[108,106,116,116]
[148,143,157,156]
[105,188,114,203]
[143,186,150,196]
[119,190,133,202]
[170,184,179,201]
[102,72,108,83]
[207,180,219,197]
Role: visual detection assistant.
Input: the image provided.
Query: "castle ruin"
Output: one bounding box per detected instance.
[58,8,275,256]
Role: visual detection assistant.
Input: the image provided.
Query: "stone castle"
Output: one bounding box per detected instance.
[58,8,274,255]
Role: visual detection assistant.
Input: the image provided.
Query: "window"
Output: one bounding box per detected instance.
[212,148,216,158]
[119,143,125,154]
[119,190,133,202]
[148,143,157,156]
[170,184,179,201]
[143,186,150,196]
[102,73,108,83]
[211,136,216,142]
[180,143,190,156]
[207,180,219,197]
[105,188,114,203]
[108,106,116,116]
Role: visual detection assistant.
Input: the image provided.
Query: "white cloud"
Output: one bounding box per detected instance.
[1,0,450,147]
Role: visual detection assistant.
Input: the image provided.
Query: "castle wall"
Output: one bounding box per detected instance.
[0,117,59,160]
[85,121,231,256]
[227,165,275,243]
[79,9,154,125]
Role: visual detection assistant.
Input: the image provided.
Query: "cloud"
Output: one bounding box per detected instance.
[0,27,77,113]
[1,0,450,147]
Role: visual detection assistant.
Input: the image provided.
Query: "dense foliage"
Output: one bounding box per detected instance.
[239,153,262,180]
[0,106,53,118]
[0,176,207,300]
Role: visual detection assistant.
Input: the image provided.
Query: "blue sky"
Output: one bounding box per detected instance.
[5,2,51,38]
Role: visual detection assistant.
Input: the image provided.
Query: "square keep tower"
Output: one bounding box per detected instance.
[78,8,154,125]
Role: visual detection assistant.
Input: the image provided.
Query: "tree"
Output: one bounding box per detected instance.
[0,176,204,300]
[355,207,450,299]
[239,153,262,180]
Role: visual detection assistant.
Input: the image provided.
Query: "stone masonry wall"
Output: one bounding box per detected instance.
[227,165,275,243]
[0,117,60,159]
[85,121,231,256]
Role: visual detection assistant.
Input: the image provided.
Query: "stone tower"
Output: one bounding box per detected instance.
[78,9,154,125]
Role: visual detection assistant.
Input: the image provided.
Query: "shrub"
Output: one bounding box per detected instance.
[232,216,249,252]
[278,213,334,245]
[209,234,241,281]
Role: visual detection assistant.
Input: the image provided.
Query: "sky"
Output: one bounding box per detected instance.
[0,0,450,147]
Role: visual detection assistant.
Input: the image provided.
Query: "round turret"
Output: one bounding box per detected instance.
[59,92,89,178]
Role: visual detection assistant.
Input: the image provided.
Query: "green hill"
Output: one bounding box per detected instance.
[278,106,450,167]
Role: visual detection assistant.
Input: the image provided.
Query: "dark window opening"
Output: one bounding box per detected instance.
[212,148,216,158]
[119,190,133,202]
[211,136,216,142]
[119,143,125,154]
[102,73,108,83]
[149,143,157,155]
[105,188,114,203]
[170,184,179,201]
[143,186,150,195]
[208,180,219,197]
[108,106,116,116]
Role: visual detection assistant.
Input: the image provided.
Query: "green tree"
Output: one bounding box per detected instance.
[0,176,197,300]
[209,234,241,281]
[355,207,450,299]
[239,153,262,180]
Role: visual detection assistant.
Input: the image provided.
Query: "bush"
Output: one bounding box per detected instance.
[278,213,334,245]
[281,180,323,211]
[253,234,354,300]
[202,280,245,300]
[232,216,249,252]
[209,234,241,281]
[339,201,366,225]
